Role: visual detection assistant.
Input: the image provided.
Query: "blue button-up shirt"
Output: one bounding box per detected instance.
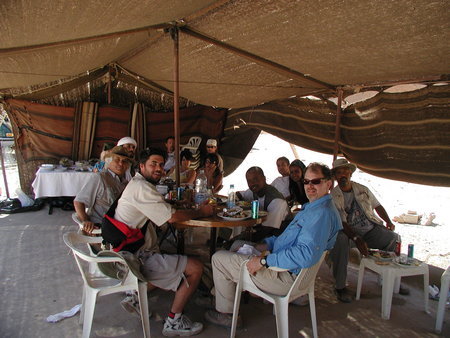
[264,194,342,275]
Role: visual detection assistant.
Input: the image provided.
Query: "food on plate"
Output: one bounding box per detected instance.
[221,207,247,218]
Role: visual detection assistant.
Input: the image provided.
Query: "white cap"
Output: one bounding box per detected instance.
[117,136,137,147]
[206,139,217,147]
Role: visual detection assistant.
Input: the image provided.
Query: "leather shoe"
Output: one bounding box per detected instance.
[335,288,353,303]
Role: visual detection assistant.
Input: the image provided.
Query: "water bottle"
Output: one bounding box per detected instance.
[194,169,208,207]
[227,184,236,209]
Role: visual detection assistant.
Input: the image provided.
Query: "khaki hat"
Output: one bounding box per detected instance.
[106,146,134,162]
[332,158,357,173]
[206,139,217,147]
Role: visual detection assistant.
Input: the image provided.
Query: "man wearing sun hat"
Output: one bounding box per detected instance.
[329,158,407,303]
[74,146,133,234]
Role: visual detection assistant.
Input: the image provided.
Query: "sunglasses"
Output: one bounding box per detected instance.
[206,146,216,148]
[302,178,326,185]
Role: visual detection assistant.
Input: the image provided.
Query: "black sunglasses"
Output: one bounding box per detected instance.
[302,178,326,185]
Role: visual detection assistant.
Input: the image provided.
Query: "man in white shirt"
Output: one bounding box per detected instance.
[163,136,176,173]
[113,148,213,336]
[270,156,290,198]
[237,166,290,241]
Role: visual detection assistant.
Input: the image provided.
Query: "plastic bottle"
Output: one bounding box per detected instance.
[194,169,208,207]
[227,184,236,209]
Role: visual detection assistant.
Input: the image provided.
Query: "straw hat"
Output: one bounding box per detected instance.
[331,158,357,173]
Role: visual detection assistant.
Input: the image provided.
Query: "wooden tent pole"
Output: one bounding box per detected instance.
[170,27,181,187]
[333,88,343,162]
[0,142,10,198]
[107,66,112,104]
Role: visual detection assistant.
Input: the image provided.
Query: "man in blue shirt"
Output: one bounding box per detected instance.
[205,162,342,328]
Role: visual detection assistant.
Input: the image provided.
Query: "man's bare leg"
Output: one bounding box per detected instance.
[170,257,203,313]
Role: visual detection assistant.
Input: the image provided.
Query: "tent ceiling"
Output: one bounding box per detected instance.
[1,0,448,108]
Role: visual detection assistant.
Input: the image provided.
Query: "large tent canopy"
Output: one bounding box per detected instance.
[1,0,449,190]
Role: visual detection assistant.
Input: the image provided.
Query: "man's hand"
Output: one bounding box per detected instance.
[386,221,395,231]
[82,221,98,236]
[354,236,369,256]
[246,256,264,276]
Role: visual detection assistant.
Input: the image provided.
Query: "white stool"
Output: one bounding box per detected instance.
[356,257,429,319]
[435,266,450,333]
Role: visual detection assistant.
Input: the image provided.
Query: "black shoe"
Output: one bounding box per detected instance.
[399,285,410,295]
[335,288,353,303]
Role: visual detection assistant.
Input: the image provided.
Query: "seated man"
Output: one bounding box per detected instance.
[163,136,176,174]
[203,139,224,174]
[270,156,291,198]
[236,166,290,241]
[330,158,407,303]
[117,136,137,180]
[74,146,132,234]
[113,148,213,337]
[205,162,342,328]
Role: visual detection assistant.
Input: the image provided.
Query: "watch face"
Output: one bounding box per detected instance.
[261,258,267,266]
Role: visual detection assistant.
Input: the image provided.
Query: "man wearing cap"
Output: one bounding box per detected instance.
[330,158,406,303]
[117,136,137,180]
[205,139,224,174]
[74,146,132,234]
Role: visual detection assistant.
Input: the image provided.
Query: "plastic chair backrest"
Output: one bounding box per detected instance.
[181,136,202,152]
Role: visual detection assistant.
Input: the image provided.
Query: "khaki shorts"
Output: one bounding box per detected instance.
[138,251,187,292]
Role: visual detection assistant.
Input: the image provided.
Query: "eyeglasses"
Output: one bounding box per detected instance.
[302,178,326,185]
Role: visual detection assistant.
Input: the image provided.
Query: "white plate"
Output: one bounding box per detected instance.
[40,164,55,169]
[217,210,252,221]
[54,167,67,172]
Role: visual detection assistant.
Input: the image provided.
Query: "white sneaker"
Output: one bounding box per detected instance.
[162,314,203,336]
[120,294,152,318]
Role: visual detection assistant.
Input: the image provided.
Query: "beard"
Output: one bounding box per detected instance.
[338,177,348,188]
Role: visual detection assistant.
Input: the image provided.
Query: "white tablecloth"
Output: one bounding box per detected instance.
[32,169,95,198]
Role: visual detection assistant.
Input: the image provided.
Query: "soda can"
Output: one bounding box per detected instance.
[407,244,414,258]
[177,187,184,200]
[251,200,259,219]
[394,241,401,256]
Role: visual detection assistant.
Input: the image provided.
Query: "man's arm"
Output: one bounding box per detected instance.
[341,220,369,256]
[375,205,395,230]
[74,201,97,234]
[168,202,213,223]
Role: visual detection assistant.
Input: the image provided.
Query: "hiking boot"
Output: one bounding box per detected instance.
[120,294,152,318]
[162,314,203,336]
[335,288,353,303]
[204,309,242,329]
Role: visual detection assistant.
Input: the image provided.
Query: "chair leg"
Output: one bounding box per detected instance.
[137,282,151,338]
[274,299,289,338]
[423,267,430,314]
[308,291,318,338]
[381,271,395,320]
[82,288,98,338]
[435,272,450,332]
[79,286,86,325]
[230,282,243,338]
[356,261,366,300]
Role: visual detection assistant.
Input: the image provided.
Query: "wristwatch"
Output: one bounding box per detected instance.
[260,257,268,267]
[352,236,358,242]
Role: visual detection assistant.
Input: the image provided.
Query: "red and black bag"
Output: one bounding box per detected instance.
[101,197,148,253]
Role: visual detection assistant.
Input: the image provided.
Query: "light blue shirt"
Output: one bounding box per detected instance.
[264,194,342,274]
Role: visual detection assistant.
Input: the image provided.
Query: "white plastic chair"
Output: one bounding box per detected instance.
[63,232,151,338]
[435,266,450,333]
[230,251,327,338]
[72,212,102,235]
[180,136,202,153]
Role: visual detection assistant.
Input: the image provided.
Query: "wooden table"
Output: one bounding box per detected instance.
[173,213,267,258]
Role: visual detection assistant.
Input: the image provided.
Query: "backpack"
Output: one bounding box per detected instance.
[101,197,148,254]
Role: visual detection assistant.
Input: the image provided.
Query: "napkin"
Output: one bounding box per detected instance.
[46,304,81,323]
[236,244,261,256]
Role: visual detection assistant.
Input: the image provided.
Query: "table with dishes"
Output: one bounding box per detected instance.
[173,205,267,258]
[32,163,94,198]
